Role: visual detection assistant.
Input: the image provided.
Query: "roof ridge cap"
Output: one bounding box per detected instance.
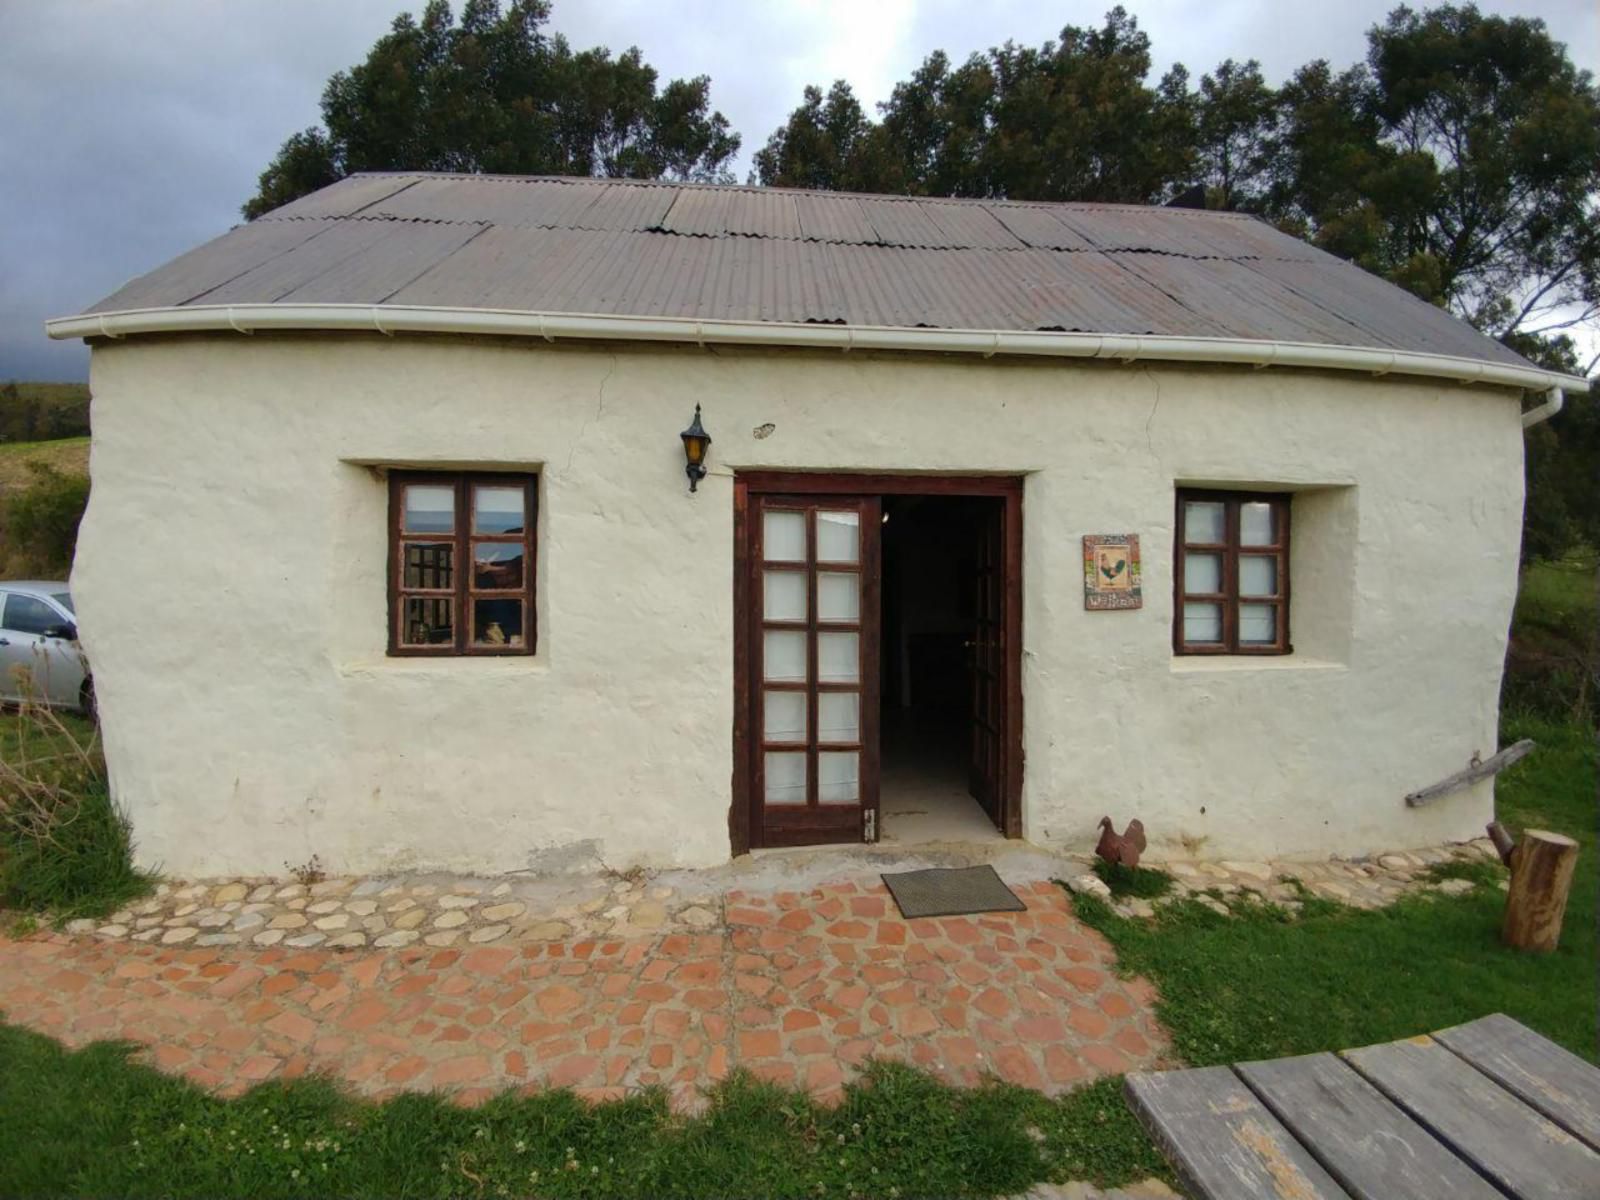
[337,171,1262,220]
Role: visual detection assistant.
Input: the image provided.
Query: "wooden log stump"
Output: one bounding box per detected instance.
[1502,829,1580,953]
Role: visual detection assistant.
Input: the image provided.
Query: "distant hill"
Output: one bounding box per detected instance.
[0,380,91,444]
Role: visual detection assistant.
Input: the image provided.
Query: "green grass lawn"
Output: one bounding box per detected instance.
[1074,713,1597,1066]
[0,1038,1166,1199]
[1516,552,1598,636]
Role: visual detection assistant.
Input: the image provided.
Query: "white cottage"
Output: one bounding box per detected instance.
[46,174,1581,879]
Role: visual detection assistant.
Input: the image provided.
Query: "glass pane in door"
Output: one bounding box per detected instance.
[764,691,806,742]
[816,572,859,621]
[816,511,859,562]
[817,692,859,743]
[763,570,807,620]
[764,631,807,682]
[818,752,859,804]
[817,632,859,683]
[765,752,806,804]
[763,511,806,561]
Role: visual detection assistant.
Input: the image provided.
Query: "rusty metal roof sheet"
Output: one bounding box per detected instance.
[79,172,1537,373]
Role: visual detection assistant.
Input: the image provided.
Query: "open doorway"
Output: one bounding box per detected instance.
[733,473,1022,853]
[879,496,1005,845]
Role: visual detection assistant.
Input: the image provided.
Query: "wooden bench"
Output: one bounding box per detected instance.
[1126,1013,1600,1199]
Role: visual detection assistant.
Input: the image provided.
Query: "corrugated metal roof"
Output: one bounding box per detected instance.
[79,172,1536,373]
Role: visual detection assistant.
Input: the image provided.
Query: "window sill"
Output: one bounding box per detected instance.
[1170,655,1345,674]
[336,657,547,679]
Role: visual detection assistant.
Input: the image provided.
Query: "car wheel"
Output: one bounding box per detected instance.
[79,678,97,725]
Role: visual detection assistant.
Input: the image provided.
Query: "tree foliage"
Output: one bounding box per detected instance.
[755,8,1193,204]
[243,0,739,218]
[0,383,90,444]
[757,3,1598,560]
[1278,4,1600,343]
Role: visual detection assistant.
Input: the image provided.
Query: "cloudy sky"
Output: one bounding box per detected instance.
[2,0,1595,381]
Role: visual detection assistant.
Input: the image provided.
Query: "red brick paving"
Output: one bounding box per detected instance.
[0,878,1167,1109]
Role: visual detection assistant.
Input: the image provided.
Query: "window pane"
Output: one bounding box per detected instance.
[52,592,74,614]
[1182,602,1223,644]
[817,631,859,683]
[400,597,455,645]
[1241,502,1276,546]
[403,542,455,589]
[1239,603,1278,644]
[817,572,859,622]
[1184,500,1224,544]
[763,570,807,621]
[403,485,455,534]
[472,543,523,590]
[1240,555,1278,598]
[765,751,806,805]
[816,510,859,562]
[764,691,806,742]
[472,598,524,647]
[1184,552,1221,595]
[818,692,860,743]
[818,752,859,804]
[2,594,60,636]
[764,630,807,682]
[474,485,525,534]
[763,510,806,562]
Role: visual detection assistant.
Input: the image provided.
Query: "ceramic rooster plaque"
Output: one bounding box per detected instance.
[1083,534,1142,610]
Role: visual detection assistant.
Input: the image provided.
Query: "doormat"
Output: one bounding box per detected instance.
[880,865,1026,920]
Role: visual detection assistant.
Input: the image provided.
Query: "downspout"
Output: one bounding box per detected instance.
[1521,386,1565,429]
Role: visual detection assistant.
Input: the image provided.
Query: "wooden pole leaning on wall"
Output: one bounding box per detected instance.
[1488,821,1580,953]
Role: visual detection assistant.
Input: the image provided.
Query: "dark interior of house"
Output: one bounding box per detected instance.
[878,494,1003,842]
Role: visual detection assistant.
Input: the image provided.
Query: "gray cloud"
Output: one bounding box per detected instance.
[3,0,1595,381]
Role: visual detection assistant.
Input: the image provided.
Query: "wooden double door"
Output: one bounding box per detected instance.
[733,474,1023,852]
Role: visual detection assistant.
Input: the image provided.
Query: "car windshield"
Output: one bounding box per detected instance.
[53,592,74,614]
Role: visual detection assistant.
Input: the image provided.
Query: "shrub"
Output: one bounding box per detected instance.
[1,462,89,576]
[0,698,151,920]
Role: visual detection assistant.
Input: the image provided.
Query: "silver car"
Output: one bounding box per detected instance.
[0,581,93,716]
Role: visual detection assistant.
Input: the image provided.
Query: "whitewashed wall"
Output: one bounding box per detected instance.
[75,334,1525,876]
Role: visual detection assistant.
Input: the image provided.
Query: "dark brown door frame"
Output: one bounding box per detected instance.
[731,472,1024,854]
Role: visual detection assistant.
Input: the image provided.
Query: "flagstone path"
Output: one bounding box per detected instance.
[0,877,1166,1110]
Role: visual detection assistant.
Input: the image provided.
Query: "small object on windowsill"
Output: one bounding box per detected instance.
[1095,815,1147,869]
[483,621,507,646]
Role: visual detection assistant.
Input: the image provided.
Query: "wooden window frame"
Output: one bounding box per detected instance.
[1174,489,1291,656]
[387,470,537,657]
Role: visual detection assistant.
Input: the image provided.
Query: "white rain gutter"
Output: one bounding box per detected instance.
[45,303,1589,401]
[1520,386,1566,429]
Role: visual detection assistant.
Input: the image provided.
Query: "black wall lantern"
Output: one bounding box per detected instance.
[680,404,712,492]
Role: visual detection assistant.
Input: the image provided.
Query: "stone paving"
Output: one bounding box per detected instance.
[1065,837,1506,918]
[0,877,1167,1111]
[68,871,721,951]
[63,837,1505,950]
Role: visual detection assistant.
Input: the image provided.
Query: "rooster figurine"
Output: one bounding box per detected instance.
[1095,816,1147,869]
